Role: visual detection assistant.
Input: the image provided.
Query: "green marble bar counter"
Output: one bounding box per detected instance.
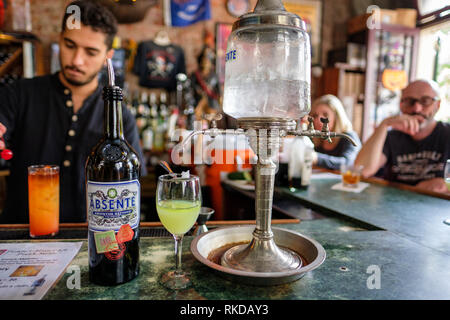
[275,172,450,256]
[40,216,450,300]
[1,173,450,300]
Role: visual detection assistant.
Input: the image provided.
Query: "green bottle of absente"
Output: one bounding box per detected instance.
[86,59,140,285]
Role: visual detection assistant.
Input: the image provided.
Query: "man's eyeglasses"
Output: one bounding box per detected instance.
[401,96,439,107]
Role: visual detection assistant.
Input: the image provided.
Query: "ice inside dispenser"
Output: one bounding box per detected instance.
[223,13,311,120]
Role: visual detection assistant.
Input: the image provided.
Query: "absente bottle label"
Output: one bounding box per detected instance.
[87,180,140,232]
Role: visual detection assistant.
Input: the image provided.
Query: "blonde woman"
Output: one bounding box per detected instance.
[309,95,361,170]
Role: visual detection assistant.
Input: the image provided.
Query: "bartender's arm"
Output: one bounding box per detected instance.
[0,123,5,149]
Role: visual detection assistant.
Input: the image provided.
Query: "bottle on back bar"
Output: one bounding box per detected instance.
[288,136,311,190]
[85,61,141,285]
[301,137,314,188]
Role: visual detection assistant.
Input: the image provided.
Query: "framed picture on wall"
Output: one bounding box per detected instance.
[215,22,233,87]
[284,0,323,66]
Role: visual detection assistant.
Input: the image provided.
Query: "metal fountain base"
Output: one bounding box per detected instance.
[190,225,326,285]
[221,229,302,272]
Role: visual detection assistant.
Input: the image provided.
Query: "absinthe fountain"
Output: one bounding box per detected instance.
[178,0,356,283]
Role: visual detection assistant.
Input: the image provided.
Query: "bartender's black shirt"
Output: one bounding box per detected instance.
[0,73,146,223]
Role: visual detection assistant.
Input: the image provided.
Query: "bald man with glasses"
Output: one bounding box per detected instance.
[355,79,449,194]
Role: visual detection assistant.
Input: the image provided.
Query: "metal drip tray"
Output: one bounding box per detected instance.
[190,225,326,286]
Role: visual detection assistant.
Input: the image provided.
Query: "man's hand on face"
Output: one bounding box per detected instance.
[381,114,426,136]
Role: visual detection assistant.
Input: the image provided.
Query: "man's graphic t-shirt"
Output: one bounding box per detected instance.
[382,122,450,185]
[133,40,186,91]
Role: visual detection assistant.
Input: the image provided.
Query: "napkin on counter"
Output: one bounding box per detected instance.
[331,182,370,193]
[311,172,341,180]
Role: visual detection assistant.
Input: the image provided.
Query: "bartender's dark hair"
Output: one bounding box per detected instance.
[61,0,118,49]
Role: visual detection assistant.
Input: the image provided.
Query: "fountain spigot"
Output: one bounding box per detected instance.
[203,113,223,137]
[179,113,243,150]
[287,117,358,147]
[320,118,333,143]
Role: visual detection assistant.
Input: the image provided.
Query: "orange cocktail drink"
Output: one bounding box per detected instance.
[340,164,363,188]
[28,165,60,237]
[342,170,361,186]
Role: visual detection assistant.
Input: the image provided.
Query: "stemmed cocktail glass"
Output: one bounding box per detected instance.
[156,173,201,289]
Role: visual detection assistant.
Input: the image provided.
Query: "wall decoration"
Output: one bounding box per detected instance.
[164,0,212,27]
[284,0,323,66]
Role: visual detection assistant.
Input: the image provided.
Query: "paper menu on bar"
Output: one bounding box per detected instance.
[0,241,82,300]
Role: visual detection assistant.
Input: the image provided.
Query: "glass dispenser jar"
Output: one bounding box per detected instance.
[223,1,311,120]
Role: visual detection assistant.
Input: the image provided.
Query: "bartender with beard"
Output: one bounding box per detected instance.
[0,0,146,223]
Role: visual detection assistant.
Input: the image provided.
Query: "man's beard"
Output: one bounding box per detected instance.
[410,112,435,130]
[61,65,99,87]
